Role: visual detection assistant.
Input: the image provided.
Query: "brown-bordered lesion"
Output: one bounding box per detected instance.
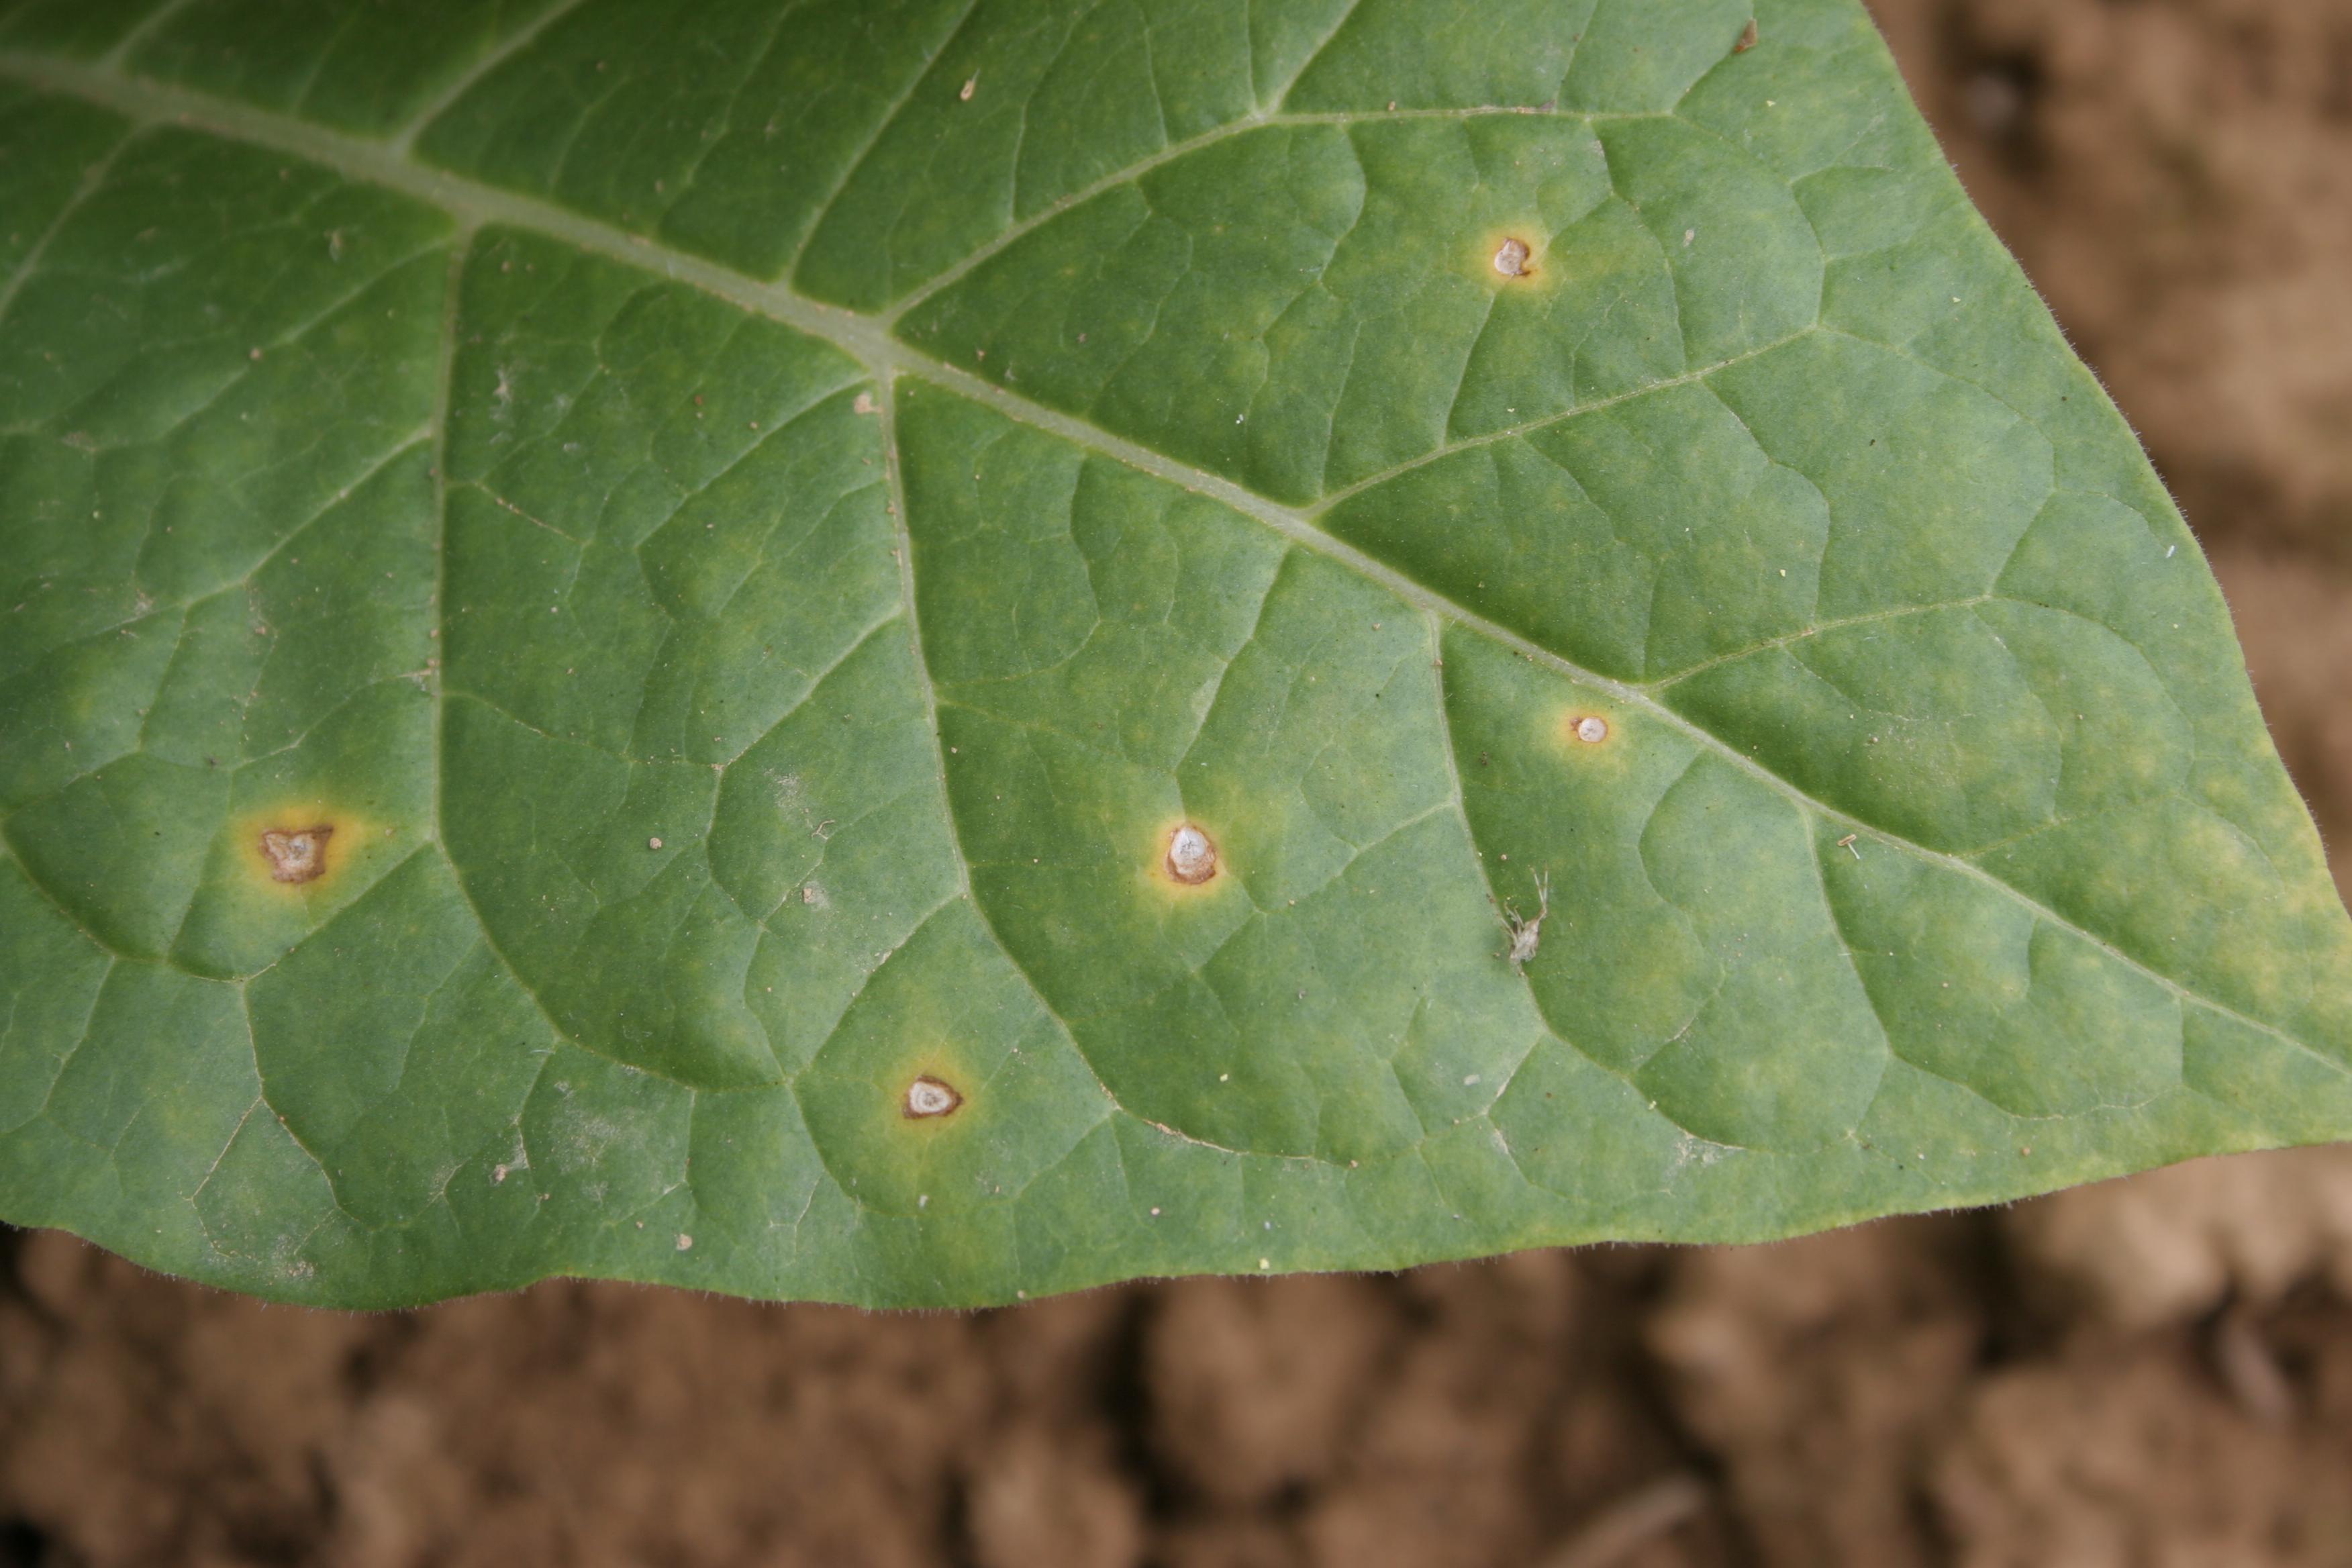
[257,824,334,884]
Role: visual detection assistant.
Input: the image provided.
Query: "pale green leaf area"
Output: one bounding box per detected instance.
[0,0,2345,1309]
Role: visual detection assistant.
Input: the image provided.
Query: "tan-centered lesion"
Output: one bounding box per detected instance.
[1165,822,1219,885]
[258,824,334,883]
[903,1075,963,1119]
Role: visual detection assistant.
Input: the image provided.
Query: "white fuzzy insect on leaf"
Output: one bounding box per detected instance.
[1501,872,1550,972]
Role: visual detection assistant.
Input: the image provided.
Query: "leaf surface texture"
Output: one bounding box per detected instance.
[1,0,2347,1306]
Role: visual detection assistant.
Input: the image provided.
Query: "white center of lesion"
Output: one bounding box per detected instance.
[1166,823,1218,884]
[903,1076,961,1118]
[259,826,333,883]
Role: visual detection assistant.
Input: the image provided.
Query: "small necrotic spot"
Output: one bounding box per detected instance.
[1573,716,1610,744]
[903,1075,963,1119]
[259,825,333,883]
[1492,237,1533,279]
[1166,823,1218,885]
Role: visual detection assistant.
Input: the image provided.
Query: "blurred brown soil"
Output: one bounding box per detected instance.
[8,2,2352,1564]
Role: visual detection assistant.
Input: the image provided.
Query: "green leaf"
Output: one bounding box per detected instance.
[0,0,2345,1309]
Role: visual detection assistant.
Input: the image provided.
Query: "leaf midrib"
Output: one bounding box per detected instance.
[0,47,2330,1075]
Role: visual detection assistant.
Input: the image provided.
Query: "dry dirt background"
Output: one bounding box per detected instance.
[9,2,2352,1563]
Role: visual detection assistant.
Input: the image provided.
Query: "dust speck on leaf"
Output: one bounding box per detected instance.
[1166,823,1218,884]
[258,825,332,884]
[904,1075,963,1119]
[648,836,663,850]
[959,75,977,101]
